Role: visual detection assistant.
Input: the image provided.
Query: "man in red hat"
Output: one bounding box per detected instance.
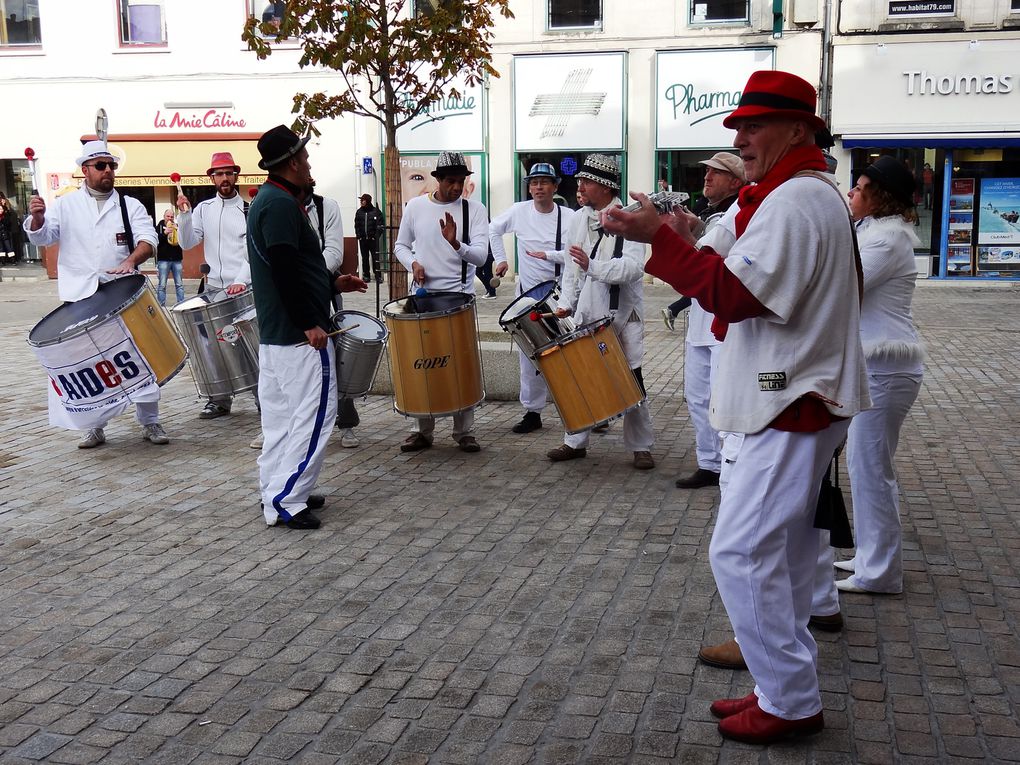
[603,70,868,745]
[177,151,254,420]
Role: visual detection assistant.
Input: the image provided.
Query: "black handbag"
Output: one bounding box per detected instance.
[814,452,854,548]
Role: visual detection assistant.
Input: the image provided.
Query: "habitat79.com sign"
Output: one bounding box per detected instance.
[889,1,954,16]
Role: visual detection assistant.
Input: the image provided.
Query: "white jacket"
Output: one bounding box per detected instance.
[856,215,925,374]
[25,187,158,302]
[306,195,344,274]
[177,193,251,289]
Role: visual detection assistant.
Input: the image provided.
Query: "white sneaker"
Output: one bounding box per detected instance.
[340,428,360,448]
[141,423,170,445]
[833,559,855,573]
[250,433,264,449]
[78,428,106,449]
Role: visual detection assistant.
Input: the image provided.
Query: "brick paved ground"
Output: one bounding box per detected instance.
[1,271,1019,763]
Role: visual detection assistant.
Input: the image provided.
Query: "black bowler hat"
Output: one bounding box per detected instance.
[257,124,311,170]
[862,155,915,208]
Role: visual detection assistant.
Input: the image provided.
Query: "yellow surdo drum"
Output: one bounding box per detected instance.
[382,291,484,417]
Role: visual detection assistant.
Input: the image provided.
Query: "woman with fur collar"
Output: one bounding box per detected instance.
[835,156,926,595]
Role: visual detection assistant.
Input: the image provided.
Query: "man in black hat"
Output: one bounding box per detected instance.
[354,193,384,284]
[393,150,489,454]
[247,124,367,530]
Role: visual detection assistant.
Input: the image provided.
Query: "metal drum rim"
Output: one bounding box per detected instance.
[28,274,148,348]
[170,286,253,315]
[382,292,475,320]
[534,315,612,356]
[497,279,557,328]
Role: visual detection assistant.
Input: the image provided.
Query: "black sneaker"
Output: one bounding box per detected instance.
[675,468,721,489]
[285,509,321,530]
[512,411,543,434]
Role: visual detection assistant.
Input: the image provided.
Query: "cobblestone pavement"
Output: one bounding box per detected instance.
[1,272,1019,764]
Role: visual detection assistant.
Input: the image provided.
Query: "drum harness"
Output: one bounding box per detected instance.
[588,227,626,314]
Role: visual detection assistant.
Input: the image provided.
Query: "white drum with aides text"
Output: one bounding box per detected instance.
[331,310,388,398]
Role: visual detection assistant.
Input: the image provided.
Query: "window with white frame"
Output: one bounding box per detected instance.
[118,0,166,45]
[248,1,288,39]
[690,0,748,24]
[1011,0,1019,12]
[0,0,41,46]
[549,0,602,30]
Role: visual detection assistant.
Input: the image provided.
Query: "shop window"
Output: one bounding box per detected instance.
[1012,0,1020,11]
[118,0,166,45]
[1,0,42,46]
[248,1,288,38]
[549,0,602,30]
[414,0,461,19]
[690,0,748,24]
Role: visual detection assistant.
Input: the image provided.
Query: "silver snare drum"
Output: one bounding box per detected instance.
[498,280,574,359]
[172,289,259,398]
[331,310,388,397]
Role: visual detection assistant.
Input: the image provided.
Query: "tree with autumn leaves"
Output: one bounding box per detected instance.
[243,0,513,297]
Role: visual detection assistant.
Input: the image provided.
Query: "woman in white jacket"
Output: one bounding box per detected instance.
[837,156,925,595]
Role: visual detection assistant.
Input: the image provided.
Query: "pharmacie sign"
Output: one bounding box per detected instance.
[395,75,484,152]
[656,48,774,150]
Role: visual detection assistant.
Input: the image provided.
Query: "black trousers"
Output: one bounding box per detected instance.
[478,251,496,296]
[358,238,379,279]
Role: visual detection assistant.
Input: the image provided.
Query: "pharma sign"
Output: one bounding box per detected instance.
[656,48,774,150]
[395,74,485,152]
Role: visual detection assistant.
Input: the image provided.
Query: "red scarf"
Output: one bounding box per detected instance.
[733,144,827,239]
[710,144,827,343]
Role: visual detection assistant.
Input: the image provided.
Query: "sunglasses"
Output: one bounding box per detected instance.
[87,161,118,171]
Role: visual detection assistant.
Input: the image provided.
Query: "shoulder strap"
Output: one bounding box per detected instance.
[554,205,562,279]
[794,170,864,306]
[461,197,470,285]
[312,194,325,246]
[118,193,135,253]
[608,234,624,311]
[242,200,249,218]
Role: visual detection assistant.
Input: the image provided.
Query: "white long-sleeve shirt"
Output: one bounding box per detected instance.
[177,193,251,289]
[394,194,488,294]
[306,194,344,274]
[489,201,576,292]
[25,187,157,302]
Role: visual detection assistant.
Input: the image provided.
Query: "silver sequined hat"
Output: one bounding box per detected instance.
[575,153,620,191]
[430,151,473,178]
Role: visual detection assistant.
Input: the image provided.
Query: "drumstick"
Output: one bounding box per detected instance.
[529,311,556,321]
[170,173,184,206]
[296,324,361,346]
[24,148,38,195]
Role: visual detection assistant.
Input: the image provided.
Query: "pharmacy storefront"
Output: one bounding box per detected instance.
[655,47,774,203]
[832,38,1020,279]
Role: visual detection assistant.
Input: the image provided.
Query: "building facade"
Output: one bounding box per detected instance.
[1,1,1017,279]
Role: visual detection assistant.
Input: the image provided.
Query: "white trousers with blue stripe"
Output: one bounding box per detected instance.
[258,342,337,526]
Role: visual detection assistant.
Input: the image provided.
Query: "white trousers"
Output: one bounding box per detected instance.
[258,343,337,525]
[844,371,922,593]
[712,422,850,719]
[414,407,475,442]
[684,342,721,472]
[518,349,549,413]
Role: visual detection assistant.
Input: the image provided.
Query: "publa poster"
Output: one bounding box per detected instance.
[397,154,483,207]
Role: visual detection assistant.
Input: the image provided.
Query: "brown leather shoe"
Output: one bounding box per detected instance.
[710,691,758,719]
[547,444,586,462]
[458,435,481,453]
[633,451,655,470]
[809,612,844,632]
[698,638,747,670]
[718,705,823,745]
[400,432,432,453]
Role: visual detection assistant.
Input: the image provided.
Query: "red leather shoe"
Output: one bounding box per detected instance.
[718,705,824,744]
[710,691,758,719]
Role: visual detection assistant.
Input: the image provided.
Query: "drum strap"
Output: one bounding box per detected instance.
[311,194,325,246]
[590,230,626,311]
[554,206,562,280]
[118,194,135,254]
[460,198,470,285]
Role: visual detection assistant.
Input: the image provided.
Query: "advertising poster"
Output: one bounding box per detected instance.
[977,178,1020,246]
[397,154,485,207]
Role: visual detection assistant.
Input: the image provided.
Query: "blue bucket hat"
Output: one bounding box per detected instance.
[524,162,559,182]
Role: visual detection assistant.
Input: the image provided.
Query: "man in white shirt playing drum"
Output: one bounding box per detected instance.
[393,151,489,454]
[489,162,577,434]
[25,140,167,449]
[176,151,253,420]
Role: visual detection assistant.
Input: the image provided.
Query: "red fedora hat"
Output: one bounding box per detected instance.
[723,71,828,134]
[207,151,241,176]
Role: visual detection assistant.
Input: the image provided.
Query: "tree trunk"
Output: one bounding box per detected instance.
[384,143,407,300]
